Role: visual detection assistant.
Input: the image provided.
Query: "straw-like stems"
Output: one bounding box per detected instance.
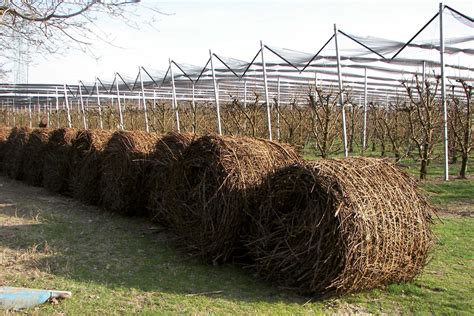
[100,130,161,215]
[71,129,114,205]
[162,134,301,263]
[247,158,435,295]
[43,128,77,194]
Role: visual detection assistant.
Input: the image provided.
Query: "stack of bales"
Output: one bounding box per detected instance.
[0,127,12,173]
[161,134,301,263]
[42,128,77,194]
[147,131,196,225]
[2,127,31,179]
[21,128,52,186]
[70,129,114,205]
[100,130,161,215]
[246,157,434,295]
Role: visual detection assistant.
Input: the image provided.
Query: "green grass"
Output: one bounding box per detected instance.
[422,178,474,205]
[0,178,473,314]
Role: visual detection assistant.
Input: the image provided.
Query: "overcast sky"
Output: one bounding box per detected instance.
[11,0,474,84]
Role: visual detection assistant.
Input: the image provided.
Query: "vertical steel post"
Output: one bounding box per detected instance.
[95,78,103,129]
[115,74,124,130]
[28,98,32,128]
[243,80,247,109]
[192,82,196,133]
[55,86,60,127]
[209,50,222,135]
[261,40,273,141]
[139,67,150,132]
[334,24,349,157]
[169,59,181,132]
[153,89,157,110]
[277,76,281,141]
[363,67,368,152]
[63,84,72,128]
[78,83,88,129]
[439,3,449,181]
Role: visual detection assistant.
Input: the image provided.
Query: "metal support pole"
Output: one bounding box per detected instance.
[277,76,281,141]
[439,3,449,181]
[362,67,368,152]
[422,60,426,93]
[334,24,349,157]
[153,90,157,110]
[63,84,72,128]
[28,98,32,128]
[191,82,196,133]
[209,50,222,135]
[243,80,247,109]
[139,67,150,132]
[78,83,88,129]
[169,59,180,132]
[55,87,60,127]
[261,40,273,141]
[95,79,103,129]
[115,74,124,130]
[315,72,318,92]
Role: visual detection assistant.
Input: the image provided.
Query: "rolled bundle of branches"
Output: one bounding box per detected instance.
[0,126,12,173]
[246,157,435,295]
[162,134,301,263]
[148,132,196,225]
[100,130,161,216]
[2,126,31,179]
[71,129,114,205]
[43,128,77,195]
[22,128,52,186]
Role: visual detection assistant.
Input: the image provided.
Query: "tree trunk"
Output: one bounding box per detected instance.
[460,154,468,179]
[420,159,428,180]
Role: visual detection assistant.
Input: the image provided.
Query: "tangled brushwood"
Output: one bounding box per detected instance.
[22,128,52,186]
[71,129,114,205]
[100,130,161,215]
[147,131,196,225]
[2,126,31,179]
[162,134,301,263]
[246,157,435,295]
[0,126,12,173]
[42,128,77,194]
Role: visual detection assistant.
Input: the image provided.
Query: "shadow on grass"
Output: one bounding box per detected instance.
[0,177,310,305]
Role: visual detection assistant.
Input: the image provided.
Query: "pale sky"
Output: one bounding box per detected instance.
[10,0,474,84]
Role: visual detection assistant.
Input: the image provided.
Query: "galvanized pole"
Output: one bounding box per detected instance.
[334,24,349,157]
[28,98,32,128]
[55,86,60,127]
[191,82,196,133]
[169,59,181,132]
[115,74,124,130]
[261,40,273,141]
[209,50,222,135]
[153,90,157,110]
[362,67,368,152]
[243,80,247,109]
[63,84,72,128]
[276,76,281,141]
[78,83,88,129]
[139,67,150,132]
[95,79,103,129]
[422,60,426,92]
[439,3,449,181]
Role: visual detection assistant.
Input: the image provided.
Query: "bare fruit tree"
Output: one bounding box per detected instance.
[402,75,441,180]
[449,80,472,178]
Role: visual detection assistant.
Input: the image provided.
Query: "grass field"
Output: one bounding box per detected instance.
[0,173,473,314]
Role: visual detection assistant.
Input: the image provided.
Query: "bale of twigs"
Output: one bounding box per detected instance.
[100,130,161,216]
[21,128,52,186]
[2,126,31,179]
[246,157,435,295]
[0,126,12,173]
[70,129,114,205]
[162,134,301,263]
[148,132,196,225]
[42,128,77,195]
